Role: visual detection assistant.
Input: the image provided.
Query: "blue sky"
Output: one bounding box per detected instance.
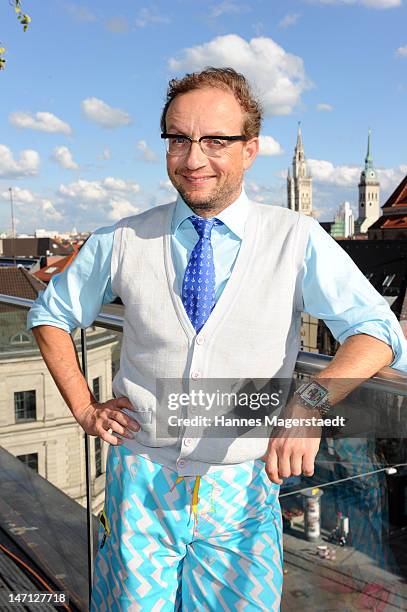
[1,0,406,233]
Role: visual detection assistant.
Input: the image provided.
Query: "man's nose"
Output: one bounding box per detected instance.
[183,141,208,169]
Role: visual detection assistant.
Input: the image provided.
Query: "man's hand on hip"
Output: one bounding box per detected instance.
[75,396,140,446]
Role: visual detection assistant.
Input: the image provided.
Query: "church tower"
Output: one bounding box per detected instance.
[287,123,313,215]
[355,129,380,233]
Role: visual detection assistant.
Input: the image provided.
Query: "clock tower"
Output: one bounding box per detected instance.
[355,130,380,233]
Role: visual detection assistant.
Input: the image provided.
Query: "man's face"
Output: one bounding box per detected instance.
[165,87,258,216]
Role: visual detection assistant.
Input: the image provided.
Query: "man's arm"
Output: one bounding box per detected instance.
[32,325,139,444]
[262,334,393,485]
[27,225,140,443]
[262,219,407,484]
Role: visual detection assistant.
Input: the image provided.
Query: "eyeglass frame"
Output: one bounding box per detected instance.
[161,133,248,157]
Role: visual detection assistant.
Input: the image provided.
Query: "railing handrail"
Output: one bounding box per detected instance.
[2,293,407,396]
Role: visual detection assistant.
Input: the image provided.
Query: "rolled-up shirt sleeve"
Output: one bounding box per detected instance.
[27,224,117,333]
[302,219,407,372]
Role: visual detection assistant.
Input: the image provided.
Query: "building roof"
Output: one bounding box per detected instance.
[381,174,407,210]
[33,246,79,283]
[338,239,407,322]
[0,447,93,611]
[0,266,46,300]
[2,237,73,258]
[370,214,407,231]
[368,174,407,232]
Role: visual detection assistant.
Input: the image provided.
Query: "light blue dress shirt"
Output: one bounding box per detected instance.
[27,189,407,372]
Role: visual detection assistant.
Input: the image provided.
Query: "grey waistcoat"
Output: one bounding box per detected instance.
[111,199,312,475]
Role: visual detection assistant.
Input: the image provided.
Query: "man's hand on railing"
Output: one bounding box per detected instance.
[260,401,322,485]
[75,397,140,446]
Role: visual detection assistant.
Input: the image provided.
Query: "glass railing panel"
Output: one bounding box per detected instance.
[281,372,407,609]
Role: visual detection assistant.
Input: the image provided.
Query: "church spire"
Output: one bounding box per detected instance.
[365,128,373,170]
[287,123,312,215]
[295,121,303,153]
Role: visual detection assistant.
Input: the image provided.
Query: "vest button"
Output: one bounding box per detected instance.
[196,335,205,345]
[191,370,201,379]
[177,459,185,468]
[184,438,192,447]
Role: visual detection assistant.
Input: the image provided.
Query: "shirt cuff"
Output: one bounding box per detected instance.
[337,322,407,372]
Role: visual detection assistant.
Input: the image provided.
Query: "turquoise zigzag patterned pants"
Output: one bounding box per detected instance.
[91,444,283,611]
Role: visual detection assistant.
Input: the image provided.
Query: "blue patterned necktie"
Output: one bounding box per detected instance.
[182,215,223,333]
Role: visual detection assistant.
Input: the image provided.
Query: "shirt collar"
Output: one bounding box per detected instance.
[171,185,250,240]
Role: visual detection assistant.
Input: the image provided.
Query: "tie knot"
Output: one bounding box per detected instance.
[189,216,222,240]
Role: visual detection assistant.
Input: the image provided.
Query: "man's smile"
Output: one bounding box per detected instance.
[180,174,217,184]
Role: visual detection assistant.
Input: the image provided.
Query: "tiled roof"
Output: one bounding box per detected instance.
[0,266,46,300]
[33,246,79,283]
[382,174,407,210]
[369,214,407,230]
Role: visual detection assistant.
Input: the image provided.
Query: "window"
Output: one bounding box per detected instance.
[95,437,103,477]
[17,452,38,473]
[92,377,101,402]
[10,332,31,345]
[14,390,36,421]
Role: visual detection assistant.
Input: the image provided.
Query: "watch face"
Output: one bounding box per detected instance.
[301,383,327,407]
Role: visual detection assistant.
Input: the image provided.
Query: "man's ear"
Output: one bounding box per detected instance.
[243,137,259,170]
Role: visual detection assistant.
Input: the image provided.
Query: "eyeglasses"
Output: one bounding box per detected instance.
[161,133,247,158]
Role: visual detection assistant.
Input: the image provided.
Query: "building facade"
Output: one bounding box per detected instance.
[0,268,120,515]
[331,201,355,238]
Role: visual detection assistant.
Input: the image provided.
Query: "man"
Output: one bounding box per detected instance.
[28,67,406,611]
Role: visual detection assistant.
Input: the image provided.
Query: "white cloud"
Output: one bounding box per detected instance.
[258,135,284,156]
[9,111,72,135]
[136,140,159,163]
[376,164,407,191]
[306,158,407,191]
[135,7,171,27]
[309,0,401,8]
[158,180,177,195]
[64,3,96,22]
[81,97,132,129]
[58,177,140,221]
[0,187,62,221]
[99,147,111,160]
[52,146,79,170]
[307,159,360,185]
[169,35,311,116]
[395,44,407,57]
[358,0,401,6]
[316,103,333,111]
[210,1,251,18]
[105,16,129,33]
[245,180,286,206]
[0,144,40,178]
[279,13,300,27]
[108,200,139,220]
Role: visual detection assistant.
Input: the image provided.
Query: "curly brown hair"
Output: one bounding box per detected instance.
[160,67,263,139]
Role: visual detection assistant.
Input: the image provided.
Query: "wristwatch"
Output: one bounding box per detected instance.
[294,380,331,416]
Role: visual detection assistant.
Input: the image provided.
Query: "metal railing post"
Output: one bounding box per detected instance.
[80,327,94,607]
